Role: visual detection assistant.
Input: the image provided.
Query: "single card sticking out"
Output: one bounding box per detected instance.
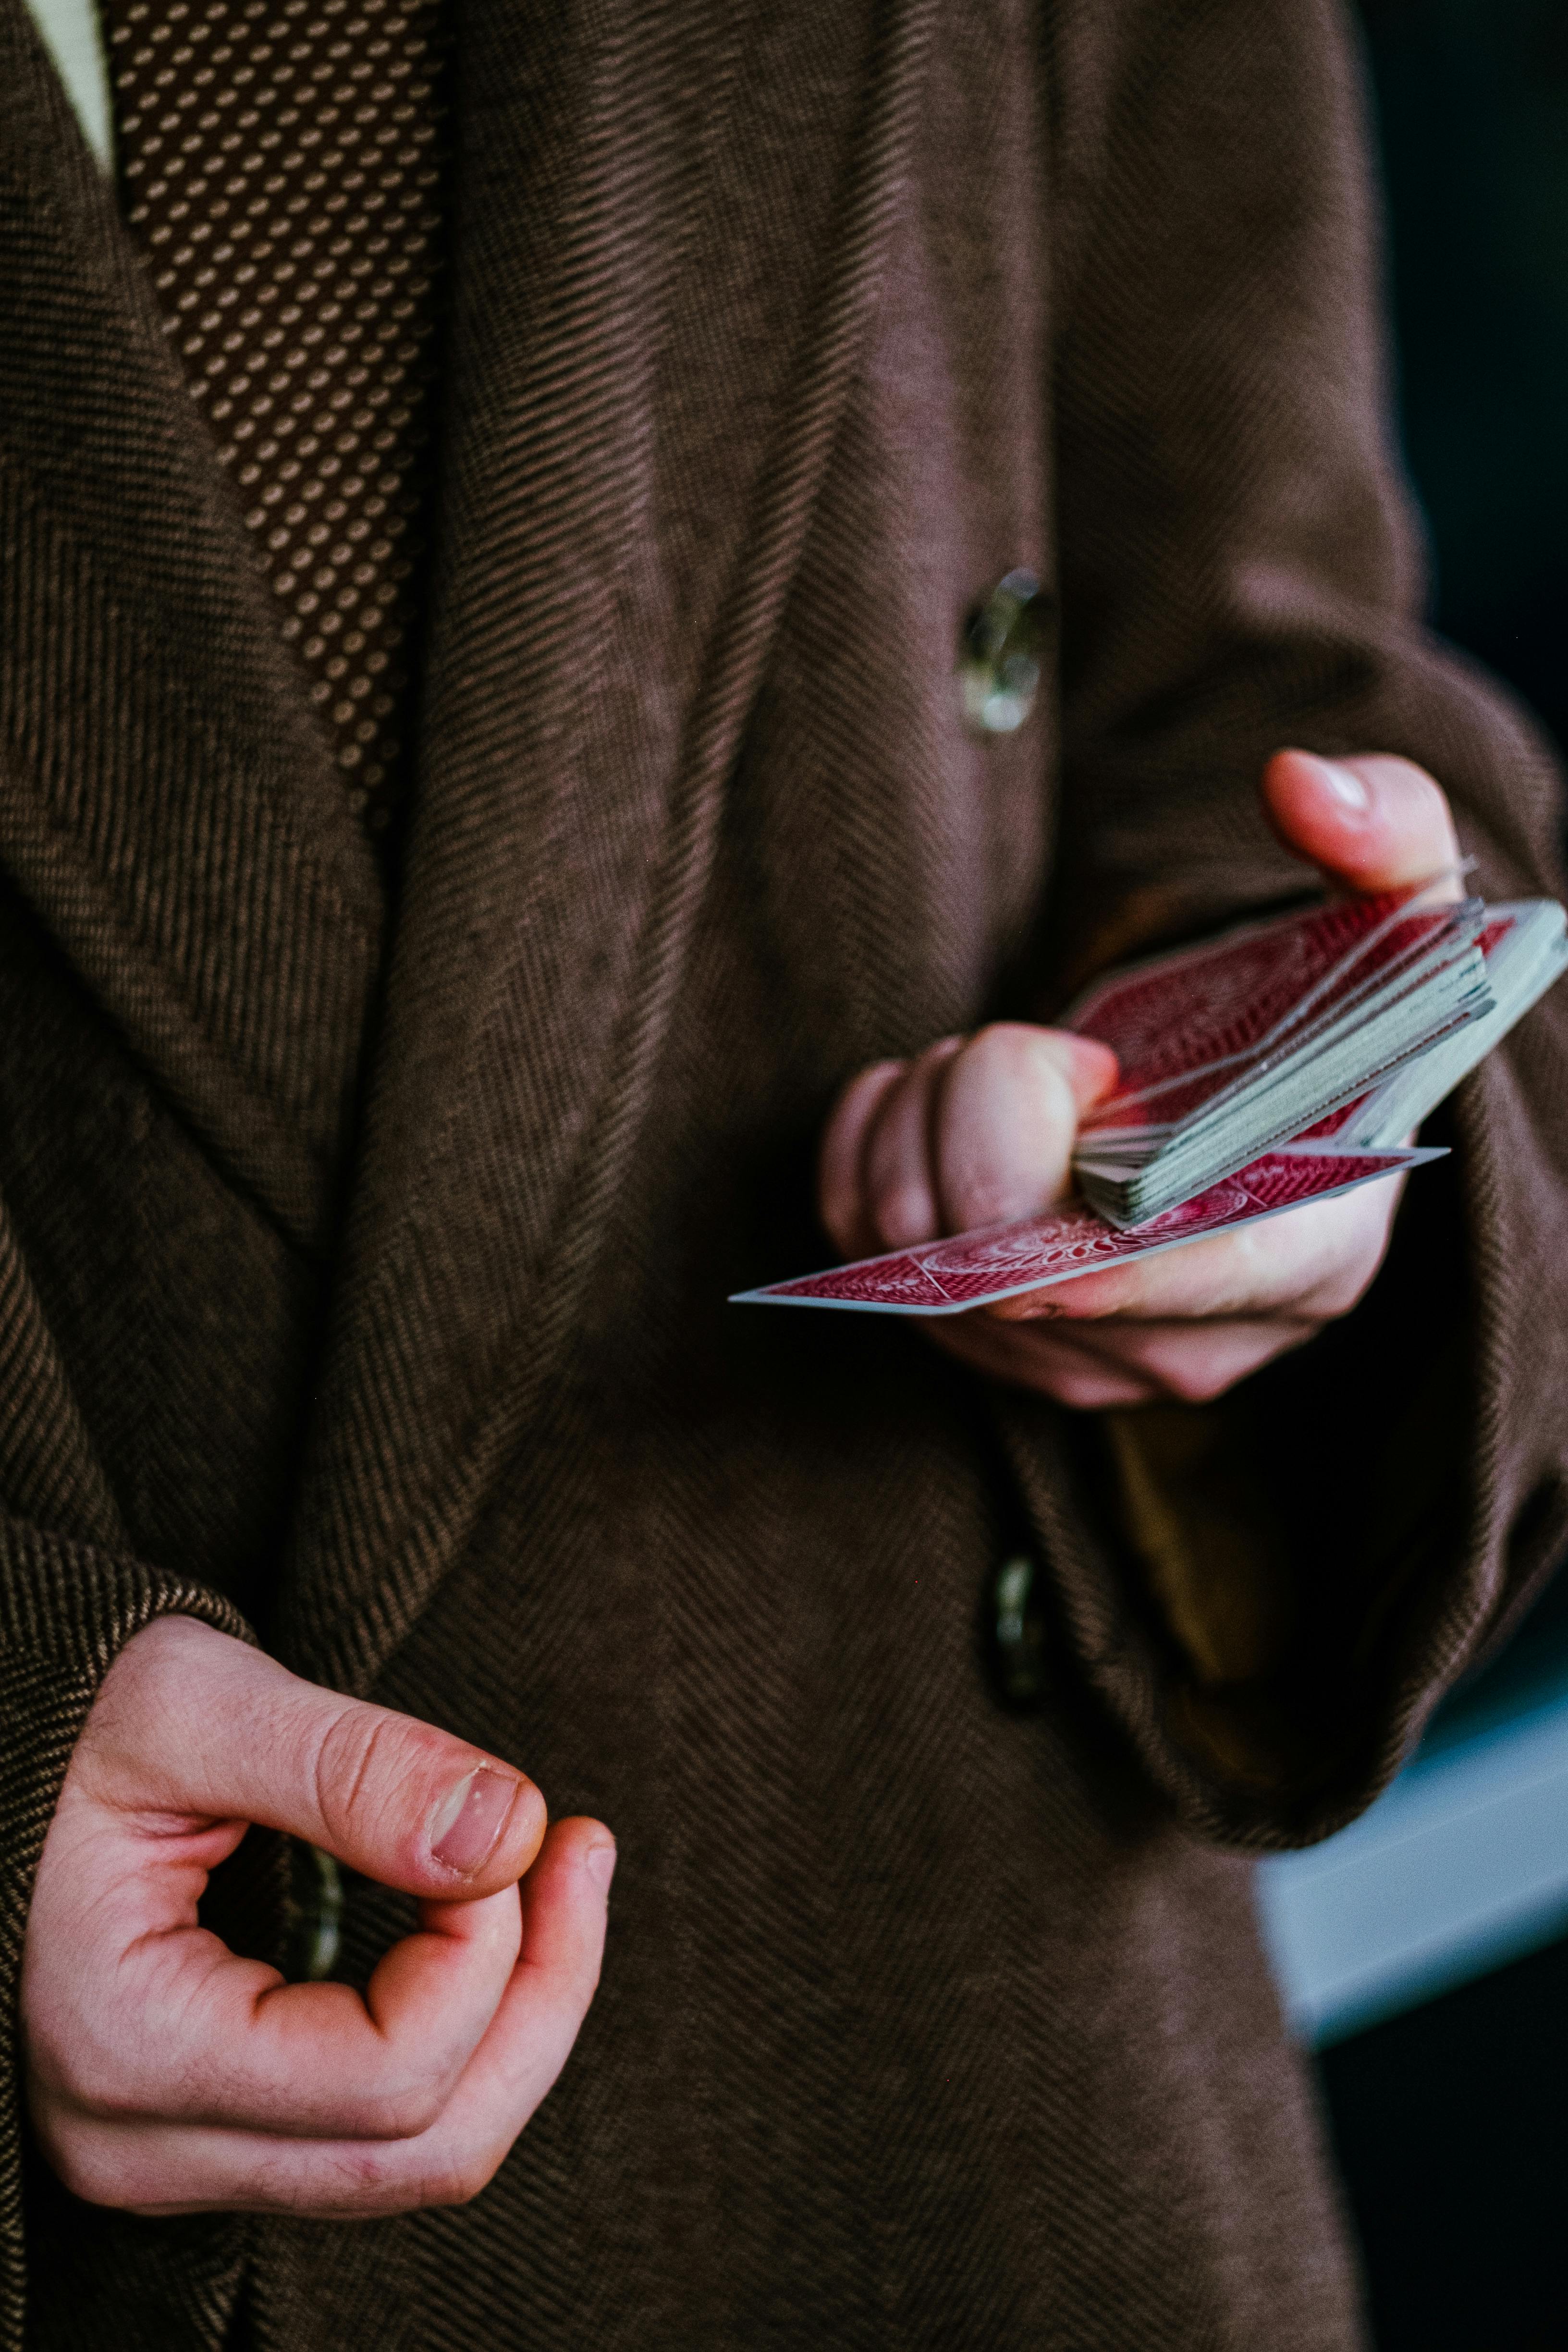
[730,1148,1440,1316]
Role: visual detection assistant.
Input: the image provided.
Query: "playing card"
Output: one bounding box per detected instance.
[1326,898,1568,1148]
[1064,879,1505,1225]
[1065,884,1462,1095]
[730,1147,1438,1317]
[1075,900,1484,1128]
[1073,951,1487,1225]
[1077,943,1484,1139]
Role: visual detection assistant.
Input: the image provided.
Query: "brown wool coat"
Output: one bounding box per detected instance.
[4,0,1568,2344]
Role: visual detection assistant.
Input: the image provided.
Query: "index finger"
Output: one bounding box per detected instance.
[48,1820,614,2220]
[27,1806,528,2143]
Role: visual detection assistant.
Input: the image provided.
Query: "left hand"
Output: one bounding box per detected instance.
[817,751,1461,1409]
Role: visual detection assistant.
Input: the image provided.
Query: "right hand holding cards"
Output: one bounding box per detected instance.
[736,753,1567,1409]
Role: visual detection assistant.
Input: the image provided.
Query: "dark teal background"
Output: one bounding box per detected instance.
[1320,15,1568,2343]
[1363,0,1568,754]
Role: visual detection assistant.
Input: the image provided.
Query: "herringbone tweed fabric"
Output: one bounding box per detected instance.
[3,0,1568,2346]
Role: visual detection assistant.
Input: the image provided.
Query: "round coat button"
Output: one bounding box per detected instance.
[960,569,1048,734]
[286,1843,344,1981]
[992,1550,1048,1704]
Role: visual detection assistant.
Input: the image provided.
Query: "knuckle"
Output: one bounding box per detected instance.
[311,1707,386,1844]
[341,2144,415,2204]
[28,2012,135,2124]
[275,2140,428,2217]
[39,2124,136,2212]
[86,1617,229,1768]
[963,1023,1033,1095]
[330,2144,394,2198]
[311,1703,438,1853]
[970,1020,1026,1056]
[973,1021,1070,1089]
[284,2142,407,2214]
[355,2075,448,2143]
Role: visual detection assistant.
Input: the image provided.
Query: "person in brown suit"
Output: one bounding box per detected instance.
[3,0,1567,2344]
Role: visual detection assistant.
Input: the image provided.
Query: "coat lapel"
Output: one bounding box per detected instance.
[0,0,383,1255]
[280,0,936,1689]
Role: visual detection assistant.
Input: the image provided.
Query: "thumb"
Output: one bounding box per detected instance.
[83,1617,548,1900]
[1262,750,1463,896]
[935,1023,1120,1232]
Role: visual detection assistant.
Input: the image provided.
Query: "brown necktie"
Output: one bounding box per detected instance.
[100,0,453,844]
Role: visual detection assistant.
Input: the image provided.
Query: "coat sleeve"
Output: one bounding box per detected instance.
[0,1202,254,2348]
[1003,0,1568,1845]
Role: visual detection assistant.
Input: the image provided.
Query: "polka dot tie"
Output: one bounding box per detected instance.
[100,0,454,843]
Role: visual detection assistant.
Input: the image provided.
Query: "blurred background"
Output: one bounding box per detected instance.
[1360,0,1568,752]
[1260,6,1568,2347]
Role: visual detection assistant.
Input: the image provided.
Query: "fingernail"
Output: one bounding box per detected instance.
[1313,755,1370,811]
[586,1840,617,1896]
[429,1766,520,1875]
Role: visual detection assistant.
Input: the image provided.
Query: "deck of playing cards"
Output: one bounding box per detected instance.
[732,879,1567,1318]
[1066,885,1568,1225]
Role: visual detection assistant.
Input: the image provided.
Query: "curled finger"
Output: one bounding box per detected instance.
[862,1038,964,1249]
[818,1059,905,1258]
[29,1875,526,2144]
[43,1822,616,2220]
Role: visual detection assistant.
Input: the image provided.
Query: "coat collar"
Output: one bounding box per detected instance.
[0,0,384,1255]
[0,0,933,1683]
[279,0,936,1690]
